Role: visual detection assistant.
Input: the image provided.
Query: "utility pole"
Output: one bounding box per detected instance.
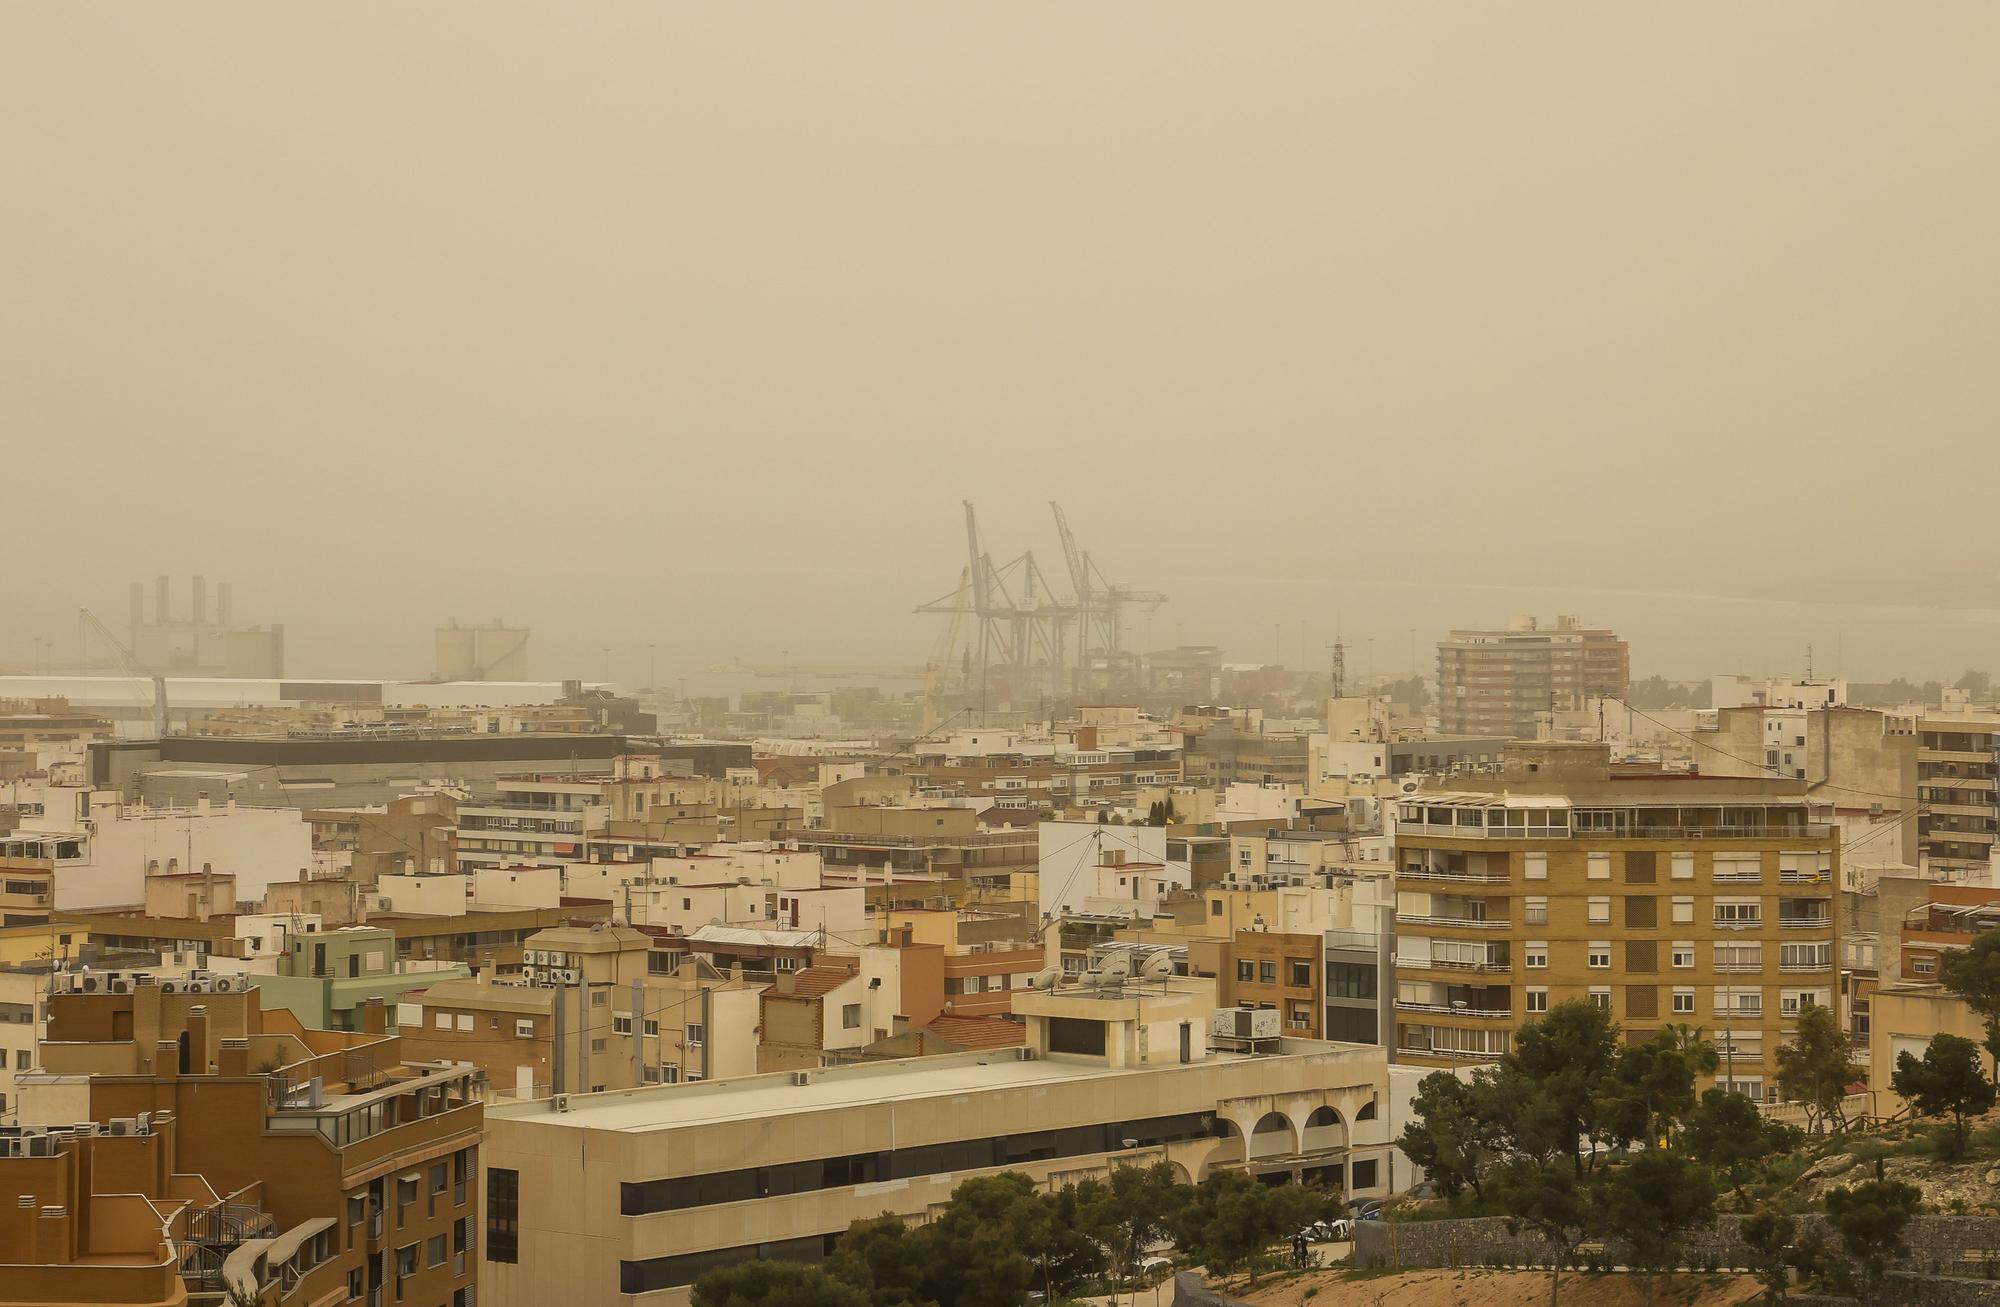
[632,976,645,1088]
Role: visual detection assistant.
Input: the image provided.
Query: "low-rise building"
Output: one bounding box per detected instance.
[481,969,1416,1307]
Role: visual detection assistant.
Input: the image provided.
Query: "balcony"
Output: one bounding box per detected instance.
[1713,917,1763,932]
[1399,867,1511,885]
[1713,960,1764,973]
[1778,916,1833,931]
[1779,869,1830,885]
[1402,1045,1507,1063]
[1395,954,1510,975]
[1395,1001,1511,1019]
[1398,914,1511,930]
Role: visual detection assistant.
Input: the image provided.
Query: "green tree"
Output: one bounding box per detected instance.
[1892,1033,1996,1160]
[1073,1164,1181,1303]
[1601,1026,1714,1147]
[1773,1004,1862,1133]
[824,1215,935,1307]
[1165,1173,1328,1283]
[1682,1088,1802,1206]
[1021,1185,1104,1303]
[691,1260,871,1307]
[1397,1069,1503,1199]
[1822,1171,1922,1291]
[1511,999,1623,1170]
[1957,669,1992,698]
[1589,1151,1717,1302]
[1491,1156,1591,1307]
[921,1173,1042,1307]
[1938,929,2000,1076]
[1739,1203,1796,1302]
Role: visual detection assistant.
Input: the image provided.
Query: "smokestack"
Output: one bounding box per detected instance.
[192,575,207,626]
[155,574,170,624]
[129,581,145,638]
[217,581,233,630]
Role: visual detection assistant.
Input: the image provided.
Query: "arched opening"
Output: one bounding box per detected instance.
[1301,1105,1345,1154]
[1355,1099,1378,1121]
[1198,1121,1246,1178]
[1248,1111,1296,1159]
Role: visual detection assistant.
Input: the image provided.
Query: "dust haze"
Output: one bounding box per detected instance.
[6,3,1996,683]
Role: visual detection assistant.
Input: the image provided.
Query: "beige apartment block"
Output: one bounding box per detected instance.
[1395,743,1838,1101]
[481,975,1412,1307]
[1436,616,1629,739]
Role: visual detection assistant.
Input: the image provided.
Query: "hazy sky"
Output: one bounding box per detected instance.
[7,4,1998,684]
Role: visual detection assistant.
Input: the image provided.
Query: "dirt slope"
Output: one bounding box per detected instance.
[1233,1267,1765,1307]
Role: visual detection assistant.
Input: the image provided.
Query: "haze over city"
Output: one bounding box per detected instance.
[9,4,2000,682]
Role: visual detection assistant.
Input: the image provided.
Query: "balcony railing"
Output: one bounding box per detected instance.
[1398,868,1511,885]
[1395,1001,1511,1019]
[1713,918,1763,931]
[1713,961,1764,973]
[1398,915,1511,930]
[1780,960,1833,972]
[1779,870,1831,885]
[1779,917,1833,930]
[1395,954,1511,974]
[1403,1045,1507,1062]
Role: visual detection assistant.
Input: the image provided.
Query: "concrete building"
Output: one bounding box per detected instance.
[0,790,315,914]
[480,972,1415,1307]
[117,574,285,678]
[249,925,472,1032]
[1917,712,2000,880]
[10,982,480,1307]
[435,620,530,682]
[1395,743,1838,1101]
[1436,616,1630,739]
[1688,704,1919,864]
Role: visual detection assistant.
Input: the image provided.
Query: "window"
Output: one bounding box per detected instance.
[1625,939,1657,973]
[1624,852,1657,884]
[1209,900,1222,917]
[1672,941,1696,969]
[1526,987,1548,1013]
[842,1004,861,1030]
[592,991,607,1006]
[1672,896,1694,924]
[1714,942,1764,972]
[643,1019,659,1037]
[1525,941,1548,969]
[1524,852,1548,880]
[486,1168,519,1262]
[1913,957,1937,976]
[1781,942,1832,971]
[612,1014,633,1035]
[686,1023,705,1045]
[1588,852,1612,880]
[1524,895,1548,925]
[396,1243,418,1278]
[1326,962,1376,1000]
[428,1233,448,1267]
[1626,896,1656,928]
[1588,987,1612,1010]
[1289,960,1312,988]
[1715,987,1763,1018]
[1715,898,1762,928]
[349,1267,364,1300]
[398,1178,417,1209]
[1781,989,1827,1016]
[1588,896,1610,925]
[515,1019,534,1039]
[434,1011,451,1030]
[1256,960,1275,984]
[1588,941,1611,969]
[1673,988,1696,1014]
[431,1163,448,1195]
[1237,960,1255,983]
[1672,852,1696,880]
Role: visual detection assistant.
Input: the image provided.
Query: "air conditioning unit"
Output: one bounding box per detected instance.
[25,1136,55,1158]
[108,1118,134,1137]
[212,977,237,993]
[79,975,99,992]
[557,969,581,984]
[158,982,180,995]
[108,977,131,994]
[552,1093,572,1113]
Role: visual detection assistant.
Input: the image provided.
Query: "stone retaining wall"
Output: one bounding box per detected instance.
[1354,1213,2000,1277]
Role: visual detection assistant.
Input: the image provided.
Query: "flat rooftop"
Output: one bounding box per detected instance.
[491,1042,1374,1134]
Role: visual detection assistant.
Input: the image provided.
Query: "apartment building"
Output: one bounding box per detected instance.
[1436,616,1630,739]
[1689,704,1919,865]
[306,792,458,884]
[1917,712,2000,878]
[1181,718,1315,791]
[10,982,481,1307]
[481,973,1413,1307]
[785,805,1038,903]
[1394,743,1838,1101]
[874,906,1041,1016]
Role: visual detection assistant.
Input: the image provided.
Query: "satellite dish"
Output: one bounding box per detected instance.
[1028,965,1062,991]
[1141,952,1175,981]
[1101,953,1133,983]
[1079,969,1105,988]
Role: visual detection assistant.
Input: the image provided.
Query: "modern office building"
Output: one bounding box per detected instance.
[481,972,1413,1306]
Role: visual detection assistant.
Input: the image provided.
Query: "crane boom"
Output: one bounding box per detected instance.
[79,608,167,737]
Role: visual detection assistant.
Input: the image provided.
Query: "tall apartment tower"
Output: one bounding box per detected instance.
[1392,742,1838,1102]
[1436,615,1630,739]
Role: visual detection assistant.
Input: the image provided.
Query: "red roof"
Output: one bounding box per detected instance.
[920,1014,1026,1050]
[788,964,860,998]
